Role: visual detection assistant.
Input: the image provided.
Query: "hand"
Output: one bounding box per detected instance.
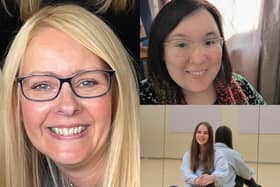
[195,174,215,186]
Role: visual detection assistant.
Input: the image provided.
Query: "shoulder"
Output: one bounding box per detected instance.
[214,148,233,162]
[215,143,241,158]
[233,73,266,104]
[214,149,225,158]
[140,79,160,104]
[182,150,191,160]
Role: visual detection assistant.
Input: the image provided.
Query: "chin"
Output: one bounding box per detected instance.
[48,150,89,166]
[185,84,211,94]
[55,157,87,167]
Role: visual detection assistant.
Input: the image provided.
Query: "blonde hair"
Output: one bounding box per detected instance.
[1,0,135,21]
[1,4,139,187]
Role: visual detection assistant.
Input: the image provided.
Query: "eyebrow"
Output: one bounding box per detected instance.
[21,71,55,76]
[205,32,220,38]
[167,31,220,40]
[197,130,208,132]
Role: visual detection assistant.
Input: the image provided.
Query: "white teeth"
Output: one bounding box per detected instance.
[63,128,68,136]
[50,126,86,136]
[74,127,78,134]
[187,70,206,76]
[69,128,74,135]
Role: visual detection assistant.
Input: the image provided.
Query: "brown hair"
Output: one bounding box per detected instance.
[215,125,233,149]
[148,0,232,104]
[190,121,214,172]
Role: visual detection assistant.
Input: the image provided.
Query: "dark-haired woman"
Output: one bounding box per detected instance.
[215,126,261,187]
[140,0,265,104]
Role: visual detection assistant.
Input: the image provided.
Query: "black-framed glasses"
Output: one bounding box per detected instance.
[17,69,115,102]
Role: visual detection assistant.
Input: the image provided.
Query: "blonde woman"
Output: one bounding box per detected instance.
[0,0,138,68]
[1,4,139,187]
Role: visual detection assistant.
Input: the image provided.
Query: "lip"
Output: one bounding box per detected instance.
[47,124,90,139]
[197,137,207,143]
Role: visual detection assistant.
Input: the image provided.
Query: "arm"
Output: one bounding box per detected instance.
[212,150,229,186]
[231,150,254,180]
[181,151,199,185]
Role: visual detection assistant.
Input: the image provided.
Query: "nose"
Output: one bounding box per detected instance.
[55,83,81,116]
[188,44,207,64]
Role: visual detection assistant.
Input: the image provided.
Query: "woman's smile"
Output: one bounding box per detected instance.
[48,125,89,137]
[185,69,208,77]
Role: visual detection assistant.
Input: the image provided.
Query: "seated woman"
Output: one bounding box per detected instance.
[181,122,228,187]
[0,4,139,187]
[215,126,261,187]
[140,0,266,104]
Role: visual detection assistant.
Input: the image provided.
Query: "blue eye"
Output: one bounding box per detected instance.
[31,83,51,91]
[78,80,98,87]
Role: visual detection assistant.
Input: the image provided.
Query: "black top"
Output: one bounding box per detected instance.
[0,0,139,68]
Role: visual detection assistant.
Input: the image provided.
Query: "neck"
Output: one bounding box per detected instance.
[58,149,108,187]
[183,84,216,104]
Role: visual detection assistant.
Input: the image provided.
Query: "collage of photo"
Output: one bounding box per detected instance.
[1,0,280,187]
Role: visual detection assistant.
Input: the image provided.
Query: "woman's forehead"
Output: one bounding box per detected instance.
[168,8,220,40]
[21,27,108,76]
[198,124,208,131]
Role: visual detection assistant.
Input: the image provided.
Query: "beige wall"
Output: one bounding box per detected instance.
[140,105,280,163]
[140,105,165,158]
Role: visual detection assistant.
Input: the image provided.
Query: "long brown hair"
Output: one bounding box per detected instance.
[190,122,214,172]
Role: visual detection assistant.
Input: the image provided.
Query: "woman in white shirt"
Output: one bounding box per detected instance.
[181,122,228,187]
